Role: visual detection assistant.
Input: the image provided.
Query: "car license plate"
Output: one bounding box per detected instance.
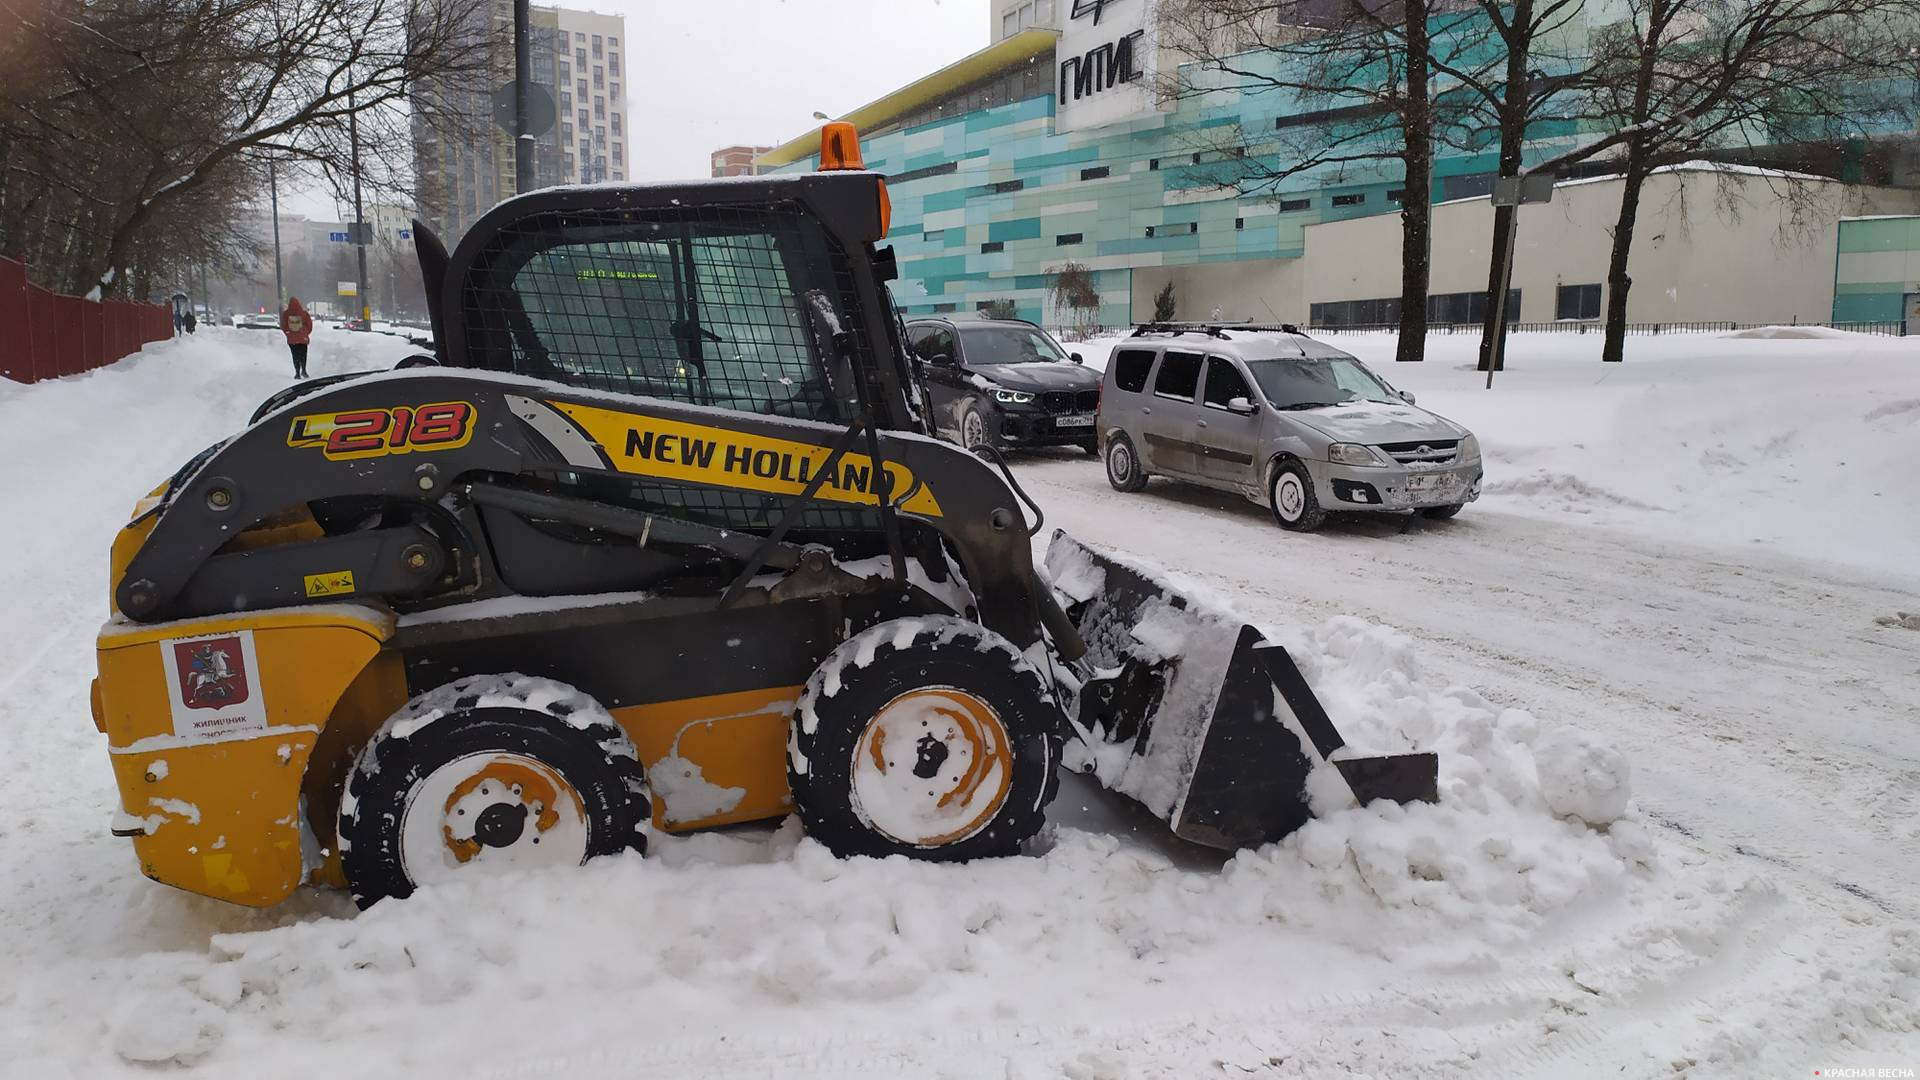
[1055,414,1094,428]
[1406,473,1449,495]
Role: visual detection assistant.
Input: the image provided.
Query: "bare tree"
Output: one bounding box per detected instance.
[1582,0,1917,361]
[1158,0,1467,360]
[1047,260,1103,339]
[0,0,490,297]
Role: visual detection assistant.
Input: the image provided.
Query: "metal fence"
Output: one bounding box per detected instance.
[0,255,174,384]
[1309,319,1907,337]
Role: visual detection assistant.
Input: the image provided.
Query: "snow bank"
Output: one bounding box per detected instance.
[1051,537,1645,945]
[1334,331,1920,576]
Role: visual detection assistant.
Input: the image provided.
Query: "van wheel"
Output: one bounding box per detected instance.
[789,616,1061,861]
[1105,432,1148,492]
[338,677,649,907]
[959,401,994,450]
[1269,460,1327,532]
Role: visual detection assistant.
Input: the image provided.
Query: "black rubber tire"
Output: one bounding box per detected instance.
[1269,459,1327,532]
[789,616,1061,861]
[1105,431,1149,492]
[1421,503,1465,520]
[339,701,649,908]
[958,400,995,450]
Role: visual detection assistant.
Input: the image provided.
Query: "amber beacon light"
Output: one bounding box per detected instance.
[816,121,889,237]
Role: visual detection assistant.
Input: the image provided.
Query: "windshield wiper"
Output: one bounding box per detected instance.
[1276,400,1337,411]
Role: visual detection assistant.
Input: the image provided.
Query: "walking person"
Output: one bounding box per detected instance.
[280,296,312,378]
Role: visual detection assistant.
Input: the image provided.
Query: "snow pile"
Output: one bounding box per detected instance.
[1722,324,1875,340]
[1048,536,1645,945]
[1336,331,1920,575]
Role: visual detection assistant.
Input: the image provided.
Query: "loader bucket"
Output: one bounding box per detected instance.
[1044,531,1437,850]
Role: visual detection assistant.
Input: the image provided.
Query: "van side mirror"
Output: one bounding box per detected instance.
[1069,351,1084,364]
[1227,396,1258,415]
[1398,389,1417,405]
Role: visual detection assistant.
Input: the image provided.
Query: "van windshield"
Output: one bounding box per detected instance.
[958,325,1069,365]
[1246,356,1399,409]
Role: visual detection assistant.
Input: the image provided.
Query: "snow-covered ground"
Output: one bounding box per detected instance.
[1,327,1915,1078]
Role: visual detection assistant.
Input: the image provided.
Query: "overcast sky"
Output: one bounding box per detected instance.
[289,0,986,220]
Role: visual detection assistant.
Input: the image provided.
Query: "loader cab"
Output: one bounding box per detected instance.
[421,172,918,433]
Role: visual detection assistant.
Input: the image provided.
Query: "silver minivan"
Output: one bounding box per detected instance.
[1098,327,1482,530]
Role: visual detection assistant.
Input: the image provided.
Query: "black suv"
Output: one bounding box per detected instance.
[904,318,1102,453]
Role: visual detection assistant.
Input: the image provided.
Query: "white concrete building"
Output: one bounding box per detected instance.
[1130,166,1920,328]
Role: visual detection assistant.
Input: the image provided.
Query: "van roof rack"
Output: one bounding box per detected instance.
[1129,320,1303,338]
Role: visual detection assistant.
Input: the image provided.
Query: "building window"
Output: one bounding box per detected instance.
[577,79,587,96]
[611,115,621,135]
[610,82,620,98]
[923,229,944,242]
[1235,217,1245,230]
[576,48,586,64]
[1144,225,1155,238]
[560,93,571,111]
[611,141,621,159]
[1080,166,1109,181]
[594,96,605,118]
[1387,188,1405,202]
[1148,158,1159,170]
[591,35,602,57]
[1191,152,1201,164]
[613,170,623,181]
[593,67,603,87]
[575,31,584,41]
[563,155,574,173]
[1002,10,1017,35]
[608,54,620,76]
[932,303,959,314]
[1556,283,1602,320]
[1332,193,1365,206]
[594,127,606,146]
[1036,0,1055,18]
[981,241,1005,253]
[1056,233,1082,246]
[561,122,573,141]
[989,178,1024,194]
[577,108,589,126]
[559,61,570,81]
[1280,197,1309,211]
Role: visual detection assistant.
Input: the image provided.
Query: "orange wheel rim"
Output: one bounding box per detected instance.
[850,687,1014,847]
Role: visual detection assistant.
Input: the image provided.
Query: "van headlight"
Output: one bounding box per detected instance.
[1458,434,1480,464]
[991,388,1034,405]
[1327,443,1389,467]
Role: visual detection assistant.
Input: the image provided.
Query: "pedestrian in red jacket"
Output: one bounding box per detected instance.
[281,297,312,378]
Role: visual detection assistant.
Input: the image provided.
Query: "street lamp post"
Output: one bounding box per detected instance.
[349,85,370,328]
[514,0,534,194]
[269,158,284,305]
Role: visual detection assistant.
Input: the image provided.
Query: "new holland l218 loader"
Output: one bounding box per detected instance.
[90,124,1436,907]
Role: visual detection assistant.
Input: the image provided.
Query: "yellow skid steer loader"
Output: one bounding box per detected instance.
[90,125,1435,907]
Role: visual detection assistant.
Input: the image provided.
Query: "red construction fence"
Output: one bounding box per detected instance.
[0,255,174,385]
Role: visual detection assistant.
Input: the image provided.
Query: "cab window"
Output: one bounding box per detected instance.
[476,206,857,422]
[1152,351,1203,401]
[1201,357,1252,409]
